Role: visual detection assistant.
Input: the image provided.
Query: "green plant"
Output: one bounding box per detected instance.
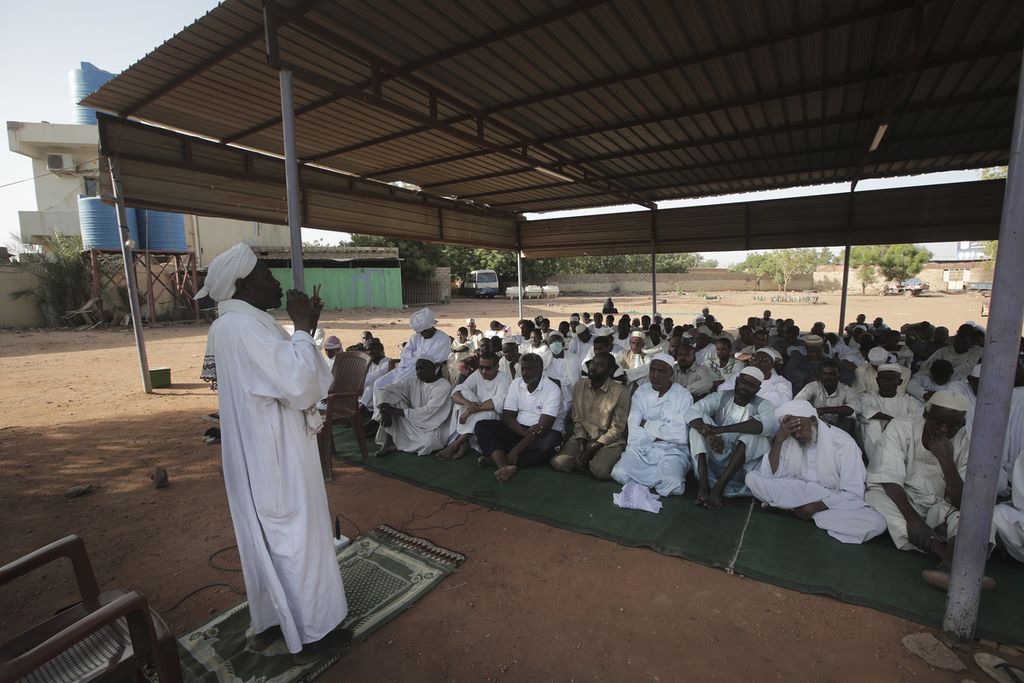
[11,233,91,326]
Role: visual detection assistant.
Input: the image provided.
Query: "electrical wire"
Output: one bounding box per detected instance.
[160,544,245,613]
[397,499,488,534]
[0,156,101,190]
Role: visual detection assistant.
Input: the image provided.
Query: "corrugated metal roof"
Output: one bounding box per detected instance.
[84,0,1021,250]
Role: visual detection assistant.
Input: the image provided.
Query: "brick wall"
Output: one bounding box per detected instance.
[543,268,814,294]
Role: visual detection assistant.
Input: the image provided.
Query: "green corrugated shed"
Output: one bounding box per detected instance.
[270,265,403,309]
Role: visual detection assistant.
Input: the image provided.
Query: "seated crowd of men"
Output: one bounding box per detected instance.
[325,304,1024,589]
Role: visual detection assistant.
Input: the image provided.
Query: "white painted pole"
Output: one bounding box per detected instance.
[108,157,152,394]
[516,250,524,321]
[279,68,304,291]
[942,50,1024,642]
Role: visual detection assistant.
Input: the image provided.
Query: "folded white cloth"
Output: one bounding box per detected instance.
[613,481,663,514]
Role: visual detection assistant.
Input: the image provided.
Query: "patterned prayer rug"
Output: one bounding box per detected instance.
[177,526,466,682]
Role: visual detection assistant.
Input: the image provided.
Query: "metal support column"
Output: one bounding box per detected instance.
[650,209,658,316]
[279,68,304,291]
[838,235,852,334]
[516,249,524,321]
[943,52,1024,642]
[108,157,152,394]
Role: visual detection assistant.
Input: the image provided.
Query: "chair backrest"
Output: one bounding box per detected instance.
[329,351,372,395]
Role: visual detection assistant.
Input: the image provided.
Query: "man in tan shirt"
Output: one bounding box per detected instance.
[551,352,630,479]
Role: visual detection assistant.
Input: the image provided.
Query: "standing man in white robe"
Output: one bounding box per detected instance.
[611,354,694,496]
[198,244,346,661]
[374,359,453,456]
[687,367,779,509]
[864,391,996,590]
[858,365,924,467]
[372,307,450,407]
[746,400,886,544]
[437,352,511,461]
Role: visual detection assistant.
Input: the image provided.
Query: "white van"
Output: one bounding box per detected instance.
[464,269,499,298]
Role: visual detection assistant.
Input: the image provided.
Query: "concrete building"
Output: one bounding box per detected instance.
[7,120,291,267]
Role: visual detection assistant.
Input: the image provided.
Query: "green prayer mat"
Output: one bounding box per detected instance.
[335,427,1023,644]
[177,525,466,682]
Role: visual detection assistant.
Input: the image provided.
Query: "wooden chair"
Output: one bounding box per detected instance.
[0,535,182,683]
[323,351,373,474]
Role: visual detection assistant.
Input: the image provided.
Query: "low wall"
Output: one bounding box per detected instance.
[544,269,813,294]
[0,264,45,327]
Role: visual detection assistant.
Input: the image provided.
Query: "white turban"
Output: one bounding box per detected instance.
[868,347,890,366]
[877,363,903,374]
[323,335,342,350]
[754,347,782,362]
[195,243,257,302]
[650,352,675,368]
[775,399,816,420]
[740,366,765,382]
[409,307,436,333]
[927,390,970,413]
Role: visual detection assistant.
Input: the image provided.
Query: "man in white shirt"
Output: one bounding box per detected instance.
[694,326,717,365]
[917,329,984,381]
[794,359,861,431]
[568,324,594,358]
[438,352,511,461]
[746,399,886,544]
[374,359,453,456]
[611,354,694,496]
[858,365,924,467]
[905,359,967,403]
[358,339,391,410]
[616,330,651,385]
[475,353,564,484]
[686,367,779,509]
[865,391,996,590]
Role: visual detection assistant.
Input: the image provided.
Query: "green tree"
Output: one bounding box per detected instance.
[983,240,998,270]
[731,249,824,291]
[875,243,932,282]
[979,166,1008,180]
[11,233,91,325]
[850,245,884,294]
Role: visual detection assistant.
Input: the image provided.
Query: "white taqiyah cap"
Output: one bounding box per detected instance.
[775,399,816,420]
[630,330,646,339]
[927,390,970,413]
[575,324,588,334]
[650,352,675,368]
[740,366,765,382]
[877,363,903,374]
[697,325,714,336]
[755,347,782,362]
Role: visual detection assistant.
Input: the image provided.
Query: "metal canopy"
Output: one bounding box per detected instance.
[84,0,1022,229]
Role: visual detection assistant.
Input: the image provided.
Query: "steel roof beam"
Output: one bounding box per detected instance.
[220,0,615,144]
[120,0,328,117]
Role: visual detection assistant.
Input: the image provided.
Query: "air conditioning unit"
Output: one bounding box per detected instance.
[46,153,76,174]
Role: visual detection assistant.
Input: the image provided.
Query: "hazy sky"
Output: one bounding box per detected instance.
[0,1,988,265]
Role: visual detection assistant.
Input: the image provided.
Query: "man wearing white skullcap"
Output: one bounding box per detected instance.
[611,354,695,496]
[745,400,886,544]
[694,325,717,366]
[853,346,910,394]
[718,347,793,408]
[865,390,997,589]
[857,364,923,467]
[370,307,451,408]
[199,244,347,658]
[686,366,779,508]
[568,324,594,358]
[615,330,651,386]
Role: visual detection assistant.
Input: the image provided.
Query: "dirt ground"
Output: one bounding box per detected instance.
[0,290,1014,682]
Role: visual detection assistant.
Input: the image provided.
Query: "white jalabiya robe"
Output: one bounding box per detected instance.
[904,374,970,403]
[720,371,793,408]
[994,450,1024,562]
[918,344,984,381]
[211,299,346,654]
[695,343,717,366]
[865,415,994,550]
[611,383,694,496]
[447,339,474,377]
[519,341,553,368]
[445,370,512,449]
[745,423,886,544]
[374,374,453,455]
[372,330,450,407]
[857,392,924,468]
[794,381,862,428]
[852,363,911,395]
[685,392,778,497]
[615,349,651,385]
[705,356,745,381]
[998,387,1024,496]
[358,357,392,407]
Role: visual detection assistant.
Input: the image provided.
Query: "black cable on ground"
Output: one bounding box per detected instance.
[160,545,245,613]
[398,499,488,534]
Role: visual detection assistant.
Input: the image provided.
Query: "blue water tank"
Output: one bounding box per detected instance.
[78,196,139,250]
[68,62,115,125]
[138,210,187,251]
